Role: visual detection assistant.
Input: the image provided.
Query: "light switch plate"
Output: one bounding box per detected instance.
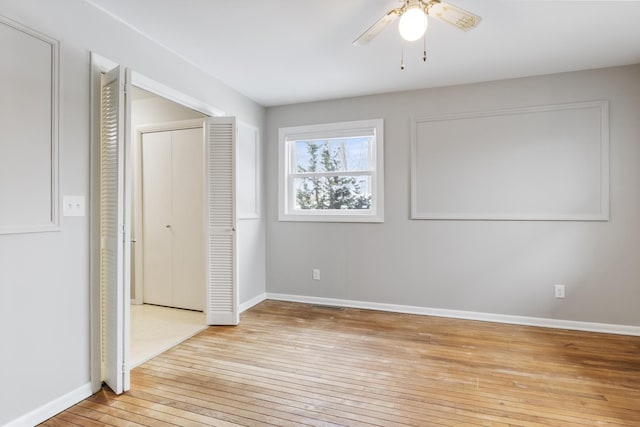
[63,195,85,217]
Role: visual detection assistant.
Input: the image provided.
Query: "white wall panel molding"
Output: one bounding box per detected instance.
[0,16,60,234]
[266,293,640,337]
[411,101,610,221]
[238,121,260,220]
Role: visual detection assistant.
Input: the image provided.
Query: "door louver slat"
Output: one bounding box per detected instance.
[99,66,127,394]
[206,117,238,325]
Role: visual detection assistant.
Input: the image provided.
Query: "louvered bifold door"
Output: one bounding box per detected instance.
[100,66,130,394]
[205,117,239,325]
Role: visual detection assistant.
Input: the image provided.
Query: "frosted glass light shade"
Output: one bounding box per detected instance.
[398,7,428,41]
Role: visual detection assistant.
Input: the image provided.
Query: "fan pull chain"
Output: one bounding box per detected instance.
[423,34,427,62]
[399,38,427,70]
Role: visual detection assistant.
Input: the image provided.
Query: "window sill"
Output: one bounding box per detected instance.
[278,212,384,223]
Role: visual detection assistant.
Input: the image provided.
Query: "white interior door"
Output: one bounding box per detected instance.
[206,117,239,325]
[141,127,205,311]
[141,131,173,307]
[100,65,131,394]
[172,127,206,311]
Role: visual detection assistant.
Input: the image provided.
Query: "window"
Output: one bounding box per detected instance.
[279,119,384,222]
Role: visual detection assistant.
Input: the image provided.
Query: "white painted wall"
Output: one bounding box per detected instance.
[265,65,640,327]
[0,0,265,425]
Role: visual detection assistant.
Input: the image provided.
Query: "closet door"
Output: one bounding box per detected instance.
[99,65,131,394]
[172,128,205,311]
[141,131,173,307]
[206,117,238,325]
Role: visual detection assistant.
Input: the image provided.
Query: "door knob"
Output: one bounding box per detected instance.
[165,225,171,228]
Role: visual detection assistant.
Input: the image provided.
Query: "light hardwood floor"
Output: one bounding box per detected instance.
[44,300,640,426]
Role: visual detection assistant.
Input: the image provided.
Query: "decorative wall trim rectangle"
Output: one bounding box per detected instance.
[237,121,260,220]
[0,16,60,234]
[411,101,609,221]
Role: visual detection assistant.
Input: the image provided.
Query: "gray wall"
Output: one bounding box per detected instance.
[0,0,265,425]
[265,65,640,327]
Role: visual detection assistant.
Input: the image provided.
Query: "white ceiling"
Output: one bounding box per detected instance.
[88,0,640,107]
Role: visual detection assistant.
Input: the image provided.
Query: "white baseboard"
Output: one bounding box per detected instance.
[5,382,93,427]
[266,293,640,336]
[239,292,267,313]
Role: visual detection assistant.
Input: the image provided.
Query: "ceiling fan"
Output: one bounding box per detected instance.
[353,0,481,46]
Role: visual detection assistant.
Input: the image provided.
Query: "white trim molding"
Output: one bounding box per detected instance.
[266,293,640,337]
[131,71,224,118]
[237,121,261,220]
[0,16,60,234]
[4,383,92,427]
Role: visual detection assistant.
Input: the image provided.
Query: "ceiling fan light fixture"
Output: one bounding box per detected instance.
[398,6,428,41]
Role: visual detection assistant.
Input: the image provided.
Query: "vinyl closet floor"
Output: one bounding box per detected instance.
[130,303,207,368]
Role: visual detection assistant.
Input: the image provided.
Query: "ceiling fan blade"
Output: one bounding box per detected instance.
[427,1,481,31]
[353,9,401,46]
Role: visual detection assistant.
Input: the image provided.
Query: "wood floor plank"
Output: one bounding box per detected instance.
[141,356,617,427]
[54,411,115,427]
[131,375,358,427]
[65,403,148,427]
[165,338,629,411]
[124,389,283,427]
[134,367,508,427]
[43,300,640,426]
[140,356,623,427]
[134,370,437,427]
[151,342,636,427]
[39,417,79,427]
[110,392,245,427]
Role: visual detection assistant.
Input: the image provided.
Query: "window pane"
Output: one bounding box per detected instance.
[294,136,371,173]
[294,140,326,173]
[294,176,371,210]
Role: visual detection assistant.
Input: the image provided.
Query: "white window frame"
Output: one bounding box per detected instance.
[278,119,384,222]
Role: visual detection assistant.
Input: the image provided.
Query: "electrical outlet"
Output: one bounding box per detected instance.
[312,269,320,281]
[555,284,565,299]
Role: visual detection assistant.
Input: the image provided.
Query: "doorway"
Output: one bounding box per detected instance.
[90,53,240,395]
[130,87,208,367]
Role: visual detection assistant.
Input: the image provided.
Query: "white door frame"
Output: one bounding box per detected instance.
[89,52,225,393]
